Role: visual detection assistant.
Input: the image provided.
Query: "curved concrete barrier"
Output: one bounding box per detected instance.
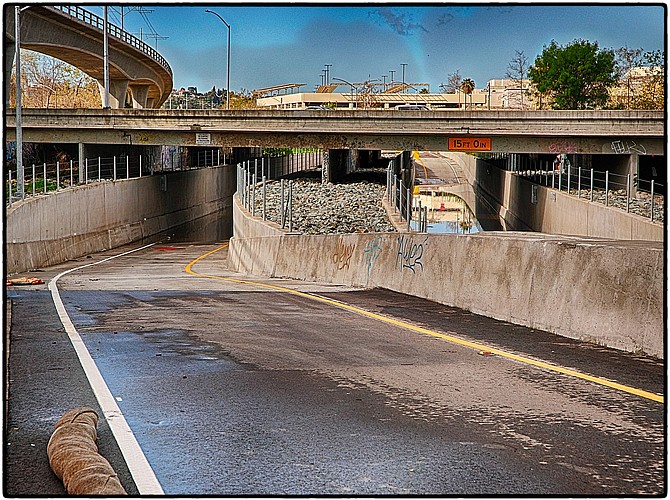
[47,407,126,495]
[229,197,664,359]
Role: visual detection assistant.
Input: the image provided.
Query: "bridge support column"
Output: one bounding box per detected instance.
[628,153,639,197]
[322,149,351,184]
[78,143,87,183]
[128,84,150,109]
[97,79,129,109]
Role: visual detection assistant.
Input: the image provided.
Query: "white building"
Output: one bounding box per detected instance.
[254,79,537,110]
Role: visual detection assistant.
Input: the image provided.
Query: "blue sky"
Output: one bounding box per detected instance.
[90,4,665,94]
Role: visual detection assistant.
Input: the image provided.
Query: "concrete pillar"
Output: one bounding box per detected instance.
[128,84,150,109]
[78,143,87,183]
[628,153,639,196]
[322,149,350,184]
[349,149,360,175]
[321,150,330,184]
[97,79,129,109]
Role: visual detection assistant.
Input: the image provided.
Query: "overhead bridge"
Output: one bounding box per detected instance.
[5,6,173,109]
[5,109,664,155]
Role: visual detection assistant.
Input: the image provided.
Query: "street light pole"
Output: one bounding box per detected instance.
[324,64,332,85]
[205,9,231,110]
[103,6,110,108]
[14,6,25,200]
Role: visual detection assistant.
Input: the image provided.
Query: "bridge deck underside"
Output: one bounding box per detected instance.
[6,110,664,155]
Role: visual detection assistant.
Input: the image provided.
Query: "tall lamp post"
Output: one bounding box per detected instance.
[14,6,31,200]
[205,9,231,110]
[331,77,358,108]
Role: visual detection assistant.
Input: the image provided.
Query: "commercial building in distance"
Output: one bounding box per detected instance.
[253,80,533,110]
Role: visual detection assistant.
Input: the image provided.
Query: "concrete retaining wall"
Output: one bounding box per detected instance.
[7,165,235,274]
[457,153,664,241]
[229,200,664,358]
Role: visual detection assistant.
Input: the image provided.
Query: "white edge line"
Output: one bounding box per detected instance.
[48,243,164,495]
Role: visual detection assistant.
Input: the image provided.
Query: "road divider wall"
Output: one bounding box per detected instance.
[6,165,235,274]
[229,199,664,359]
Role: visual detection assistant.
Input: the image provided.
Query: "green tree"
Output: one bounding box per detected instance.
[529,39,616,109]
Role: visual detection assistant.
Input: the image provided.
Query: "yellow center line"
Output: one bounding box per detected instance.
[185,243,664,404]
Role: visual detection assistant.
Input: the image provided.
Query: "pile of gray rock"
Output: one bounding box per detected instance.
[251,179,397,234]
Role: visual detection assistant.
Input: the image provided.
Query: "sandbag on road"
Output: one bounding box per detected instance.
[47,407,127,495]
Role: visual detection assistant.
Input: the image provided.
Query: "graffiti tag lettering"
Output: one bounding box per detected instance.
[396,235,428,273]
[363,236,383,282]
[548,140,577,154]
[611,140,647,155]
[332,237,354,270]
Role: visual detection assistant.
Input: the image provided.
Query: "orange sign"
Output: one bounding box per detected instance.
[448,137,492,151]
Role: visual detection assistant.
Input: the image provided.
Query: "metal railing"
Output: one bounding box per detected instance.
[6,150,229,207]
[235,151,324,231]
[386,163,428,232]
[237,161,294,231]
[262,150,323,179]
[515,165,664,223]
[50,5,173,77]
[236,152,320,230]
[159,148,224,172]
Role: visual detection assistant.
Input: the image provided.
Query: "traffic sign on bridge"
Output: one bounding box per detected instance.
[448,137,492,151]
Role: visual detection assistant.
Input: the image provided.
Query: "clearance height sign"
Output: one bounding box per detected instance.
[448,137,492,151]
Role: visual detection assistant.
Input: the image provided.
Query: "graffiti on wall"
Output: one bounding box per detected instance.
[548,140,577,154]
[363,236,383,282]
[332,237,354,270]
[611,140,647,155]
[396,235,428,273]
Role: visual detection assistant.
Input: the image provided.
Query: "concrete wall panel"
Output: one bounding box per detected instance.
[7,165,235,274]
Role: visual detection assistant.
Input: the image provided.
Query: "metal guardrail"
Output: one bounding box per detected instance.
[385,165,428,233]
[6,150,225,207]
[236,152,324,231]
[50,5,173,78]
[516,166,665,223]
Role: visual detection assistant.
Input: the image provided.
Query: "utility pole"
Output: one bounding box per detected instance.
[14,6,24,199]
[103,6,110,108]
[401,63,407,93]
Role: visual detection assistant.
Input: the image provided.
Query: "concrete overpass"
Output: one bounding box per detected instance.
[5,108,664,154]
[5,5,172,108]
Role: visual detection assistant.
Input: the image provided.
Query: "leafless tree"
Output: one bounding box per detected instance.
[615,46,643,109]
[505,49,529,109]
[440,70,462,93]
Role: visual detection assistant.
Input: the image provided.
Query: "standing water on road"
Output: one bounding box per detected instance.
[411,191,482,234]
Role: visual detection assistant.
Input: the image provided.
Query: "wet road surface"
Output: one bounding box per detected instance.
[5,242,665,495]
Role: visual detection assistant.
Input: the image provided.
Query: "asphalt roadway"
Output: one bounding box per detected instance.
[5,241,665,496]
